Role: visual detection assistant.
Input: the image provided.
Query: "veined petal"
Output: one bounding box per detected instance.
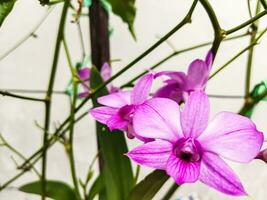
[127,140,172,169]
[97,91,131,108]
[89,106,118,124]
[198,112,263,163]
[133,98,183,142]
[106,114,129,131]
[78,68,91,80]
[154,83,184,103]
[166,153,200,184]
[131,73,154,104]
[181,91,209,138]
[100,62,111,81]
[187,59,209,90]
[199,152,246,196]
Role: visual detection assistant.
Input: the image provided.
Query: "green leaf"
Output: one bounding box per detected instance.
[128,170,169,200]
[90,66,134,200]
[19,180,76,200]
[107,0,136,39]
[88,174,105,200]
[0,0,16,27]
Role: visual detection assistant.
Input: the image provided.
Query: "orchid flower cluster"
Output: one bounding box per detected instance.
[88,51,264,196]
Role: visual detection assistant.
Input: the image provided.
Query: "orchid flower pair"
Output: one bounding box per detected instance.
[89,53,264,196]
[77,62,119,98]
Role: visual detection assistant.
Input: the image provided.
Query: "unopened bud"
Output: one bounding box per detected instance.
[256,149,267,163]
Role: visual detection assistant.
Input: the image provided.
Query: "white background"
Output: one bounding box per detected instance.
[0,0,267,199]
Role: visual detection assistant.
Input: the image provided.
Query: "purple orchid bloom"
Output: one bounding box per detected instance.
[154,51,213,103]
[127,91,263,196]
[90,74,154,142]
[77,62,119,98]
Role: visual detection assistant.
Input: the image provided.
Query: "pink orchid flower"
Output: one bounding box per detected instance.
[256,148,267,163]
[127,91,263,196]
[154,51,213,103]
[78,62,119,98]
[90,74,154,142]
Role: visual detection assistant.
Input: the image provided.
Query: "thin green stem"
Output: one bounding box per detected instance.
[245,1,261,100]
[134,165,141,184]
[0,90,46,102]
[41,1,69,199]
[161,183,179,200]
[247,0,253,18]
[77,21,86,60]
[261,0,267,9]
[121,32,249,88]
[209,42,257,80]
[63,35,82,200]
[199,0,223,57]
[0,134,40,178]
[225,10,267,35]
[0,89,67,95]
[0,8,53,61]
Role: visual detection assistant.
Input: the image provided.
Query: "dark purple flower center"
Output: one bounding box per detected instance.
[173,138,202,162]
[118,105,135,121]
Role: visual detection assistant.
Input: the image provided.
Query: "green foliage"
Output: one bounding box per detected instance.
[107,0,136,39]
[19,180,76,200]
[241,79,267,117]
[90,66,134,200]
[88,174,105,200]
[128,170,169,200]
[0,0,16,27]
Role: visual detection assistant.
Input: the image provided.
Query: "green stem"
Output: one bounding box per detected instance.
[209,42,257,80]
[225,10,267,35]
[245,1,261,100]
[0,89,67,95]
[0,134,40,178]
[134,165,140,184]
[41,1,69,199]
[261,0,267,9]
[199,0,223,57]
[161,183,179,200]
[121,32,249,88]
[63,36,82,200]
[0,90,45,102]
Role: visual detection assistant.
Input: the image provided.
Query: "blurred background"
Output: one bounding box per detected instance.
[0,0,266,199]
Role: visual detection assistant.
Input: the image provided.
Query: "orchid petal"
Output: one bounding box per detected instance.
[89,106,118,124]
[166,153,200,184]
[199,152,247,196]
[97,91,131,108]
[181,91,209,138]
[198,112,263,163]
[126,124,153,142]
[155,71,187,84]
[106,114,129,131]
[100,62,111,81]
[187,59,209,90]
[78,68,91,80]
[131,74,154,104]
[133,98,183,142]
[205,50,213,71]
[127,140,172,169]
[154,83,184,103]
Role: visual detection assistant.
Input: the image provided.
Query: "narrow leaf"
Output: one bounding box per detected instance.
[128,170,169,200]
[90,66,134,200]
[19,180,76,200]
[0,0,16,27]
[107,0,136,39]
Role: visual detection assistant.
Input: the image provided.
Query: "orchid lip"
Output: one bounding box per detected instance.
[118,105,135,121]
[173,138,202,162]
